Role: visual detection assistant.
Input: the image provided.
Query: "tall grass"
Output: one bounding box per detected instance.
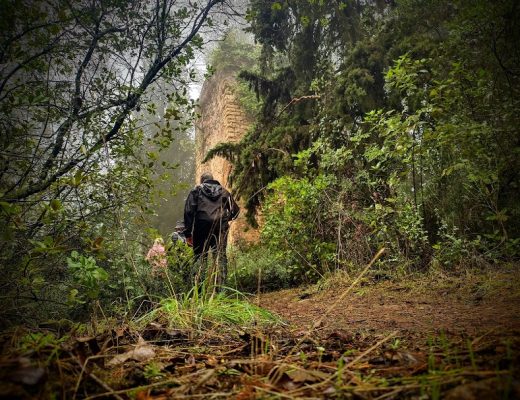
[137,284,279,331]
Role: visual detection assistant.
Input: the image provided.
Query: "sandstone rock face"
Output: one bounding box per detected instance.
[195,70,258,245]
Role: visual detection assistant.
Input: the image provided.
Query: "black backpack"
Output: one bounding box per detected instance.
[196,186,232,224]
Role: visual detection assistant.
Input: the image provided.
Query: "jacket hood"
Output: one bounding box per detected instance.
[200,180,223,199]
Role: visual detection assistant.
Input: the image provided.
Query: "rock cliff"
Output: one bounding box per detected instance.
[195,70,258,244]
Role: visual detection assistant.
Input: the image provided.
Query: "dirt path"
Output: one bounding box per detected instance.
[2,269,519,399]
[259,269,520,339]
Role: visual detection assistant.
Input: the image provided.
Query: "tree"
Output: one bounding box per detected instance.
[1,0,225,203]
[208,0,519,277]
[0,0,236,326]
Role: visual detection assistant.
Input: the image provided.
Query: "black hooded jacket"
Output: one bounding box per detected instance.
[183,179,240,238]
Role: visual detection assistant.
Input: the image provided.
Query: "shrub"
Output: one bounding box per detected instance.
[261,175,337,285]
[228,245,292,292]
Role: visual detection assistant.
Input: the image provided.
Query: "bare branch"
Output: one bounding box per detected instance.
[5,0,225,202]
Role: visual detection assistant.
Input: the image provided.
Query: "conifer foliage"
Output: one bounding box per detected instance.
[210,0,520,281]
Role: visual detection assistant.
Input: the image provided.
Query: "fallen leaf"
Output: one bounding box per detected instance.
[286,369,319,383]
[114,327,125,338]
[322,385,336,395]
[76,335,96,343]
[205,355,218,367]
[9,366,46,386]
[165,329,185,338]
[107,345,156,366]
[135,389,152,400]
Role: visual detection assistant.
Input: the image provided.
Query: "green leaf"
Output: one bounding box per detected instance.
[50,199,62,211]
[271,2,282,11]
[73,170,83,186]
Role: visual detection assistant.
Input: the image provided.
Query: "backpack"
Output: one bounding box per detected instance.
[195,185,232,225]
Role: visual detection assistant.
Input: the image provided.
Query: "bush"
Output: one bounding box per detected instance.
[228,245,292,292]
[261,175,337,285]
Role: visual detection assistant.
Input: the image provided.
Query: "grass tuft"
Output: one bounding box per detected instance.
[138,284,279,331]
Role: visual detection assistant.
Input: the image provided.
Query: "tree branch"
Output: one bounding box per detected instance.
[5,0,224,202]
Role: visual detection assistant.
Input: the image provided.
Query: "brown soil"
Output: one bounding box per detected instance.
[259,269,520,339]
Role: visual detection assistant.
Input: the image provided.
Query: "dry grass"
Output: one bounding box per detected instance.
[1,258,519,399]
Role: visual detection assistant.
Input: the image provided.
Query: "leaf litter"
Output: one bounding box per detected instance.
[1,263,519,398]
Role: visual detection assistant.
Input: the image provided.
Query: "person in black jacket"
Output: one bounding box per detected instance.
[183,172,239,286]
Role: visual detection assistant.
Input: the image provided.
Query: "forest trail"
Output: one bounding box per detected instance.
[259,267,520,345]
[2,268,518,399]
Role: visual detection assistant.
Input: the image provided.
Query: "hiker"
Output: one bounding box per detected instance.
[171,220,187,245]
[183,172,239,286]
